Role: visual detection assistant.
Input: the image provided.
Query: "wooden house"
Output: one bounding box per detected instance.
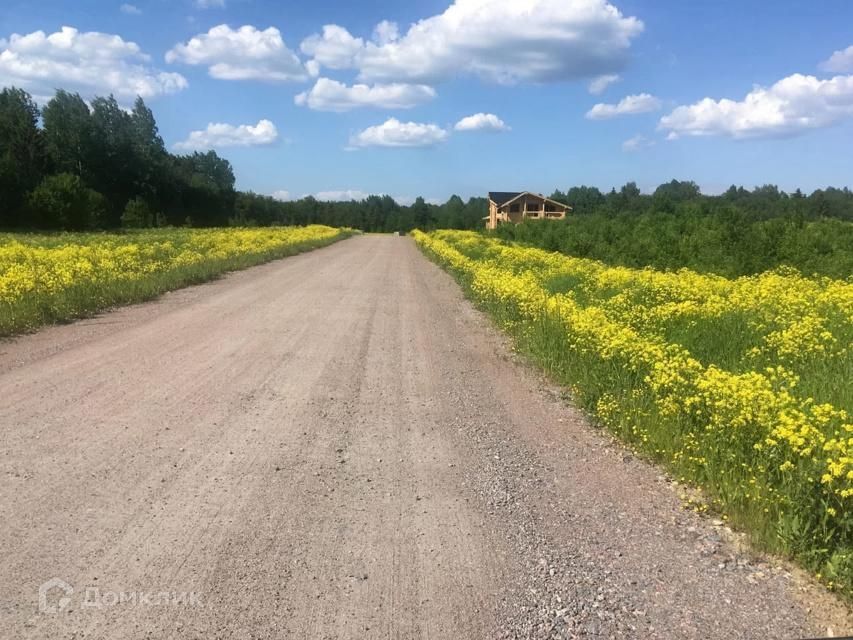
[485,192,571,230]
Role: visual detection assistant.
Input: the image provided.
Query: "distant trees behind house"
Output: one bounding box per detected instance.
[547,181,853,222]
[230,192,489,232]
[500,182,853,279]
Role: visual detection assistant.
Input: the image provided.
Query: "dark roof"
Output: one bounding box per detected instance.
[488,191,523,206]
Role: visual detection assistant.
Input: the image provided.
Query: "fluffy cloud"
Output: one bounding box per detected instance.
[120,4,142,15]
[294,78,435,111]
[622,134,654,152]
[588,73,620,95]
[174,119,278,150]
[372,21,399,46]
[166,25,306,82]
[301,0,643,85]
[288,191,435,205]
[271,190,291,201]
[195,0,226,8]
[820,45,853,73]
[300,25,364,74]
[454,112,510,132]
[348,118,449,148]
[586,93,661,119]
[314,190,373,201]
[0,26,187,101]
[659,73,853,139]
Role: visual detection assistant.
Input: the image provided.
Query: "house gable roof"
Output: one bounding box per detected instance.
[488,191,523,206]
[498,191,572,211]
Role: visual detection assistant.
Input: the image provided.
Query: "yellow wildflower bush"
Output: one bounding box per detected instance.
[415,229,853,595]
[0,225,353,335]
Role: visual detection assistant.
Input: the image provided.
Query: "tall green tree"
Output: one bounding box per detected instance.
[411,196,430,230]
[170,151,236,226]
[442,195,465,229]
[0,87,46,226]
[462,197,488,228]
[130,97,167,207]
[653,179,701,202]
[565,186,605,215]
[42,90,93,179]
[89,95,136,224]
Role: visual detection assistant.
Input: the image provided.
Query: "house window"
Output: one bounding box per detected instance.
[509,204,520,213]
[545,203,559,212]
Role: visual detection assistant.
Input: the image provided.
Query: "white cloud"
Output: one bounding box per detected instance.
[305,60,321,77]
[0,26,187,101]
[394,194,416,206]
[195,0,226,8]
[308,191,427,205]
[622,134,654,152]
[349,118,449,148]
[166,25,306,82]
[301,0,643,85]
[454,112,510,132]
[658,73,853,139]
[294,78,435,111]
[299,25,364,73]
[120,4,142,15]
[314,190,372,201]
[588,73,620,95]
[372,20,399,46]
[281,191,441,205]
[586,93,661,119]
[174,119,278,150]
[820,45,853,73]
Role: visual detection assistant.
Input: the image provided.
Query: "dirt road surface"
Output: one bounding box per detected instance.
[1,235,848,639]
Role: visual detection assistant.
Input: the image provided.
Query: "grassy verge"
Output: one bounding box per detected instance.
[414,229,853,598]
[0,225,355,337]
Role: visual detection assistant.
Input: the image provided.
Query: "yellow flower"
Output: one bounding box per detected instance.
[413,229,853,586]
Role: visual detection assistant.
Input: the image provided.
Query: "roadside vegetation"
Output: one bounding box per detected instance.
[0,225,353,336]
[415,229,853,597]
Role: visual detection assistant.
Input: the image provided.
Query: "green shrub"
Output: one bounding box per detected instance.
[121,197,154,228]
[27,173,107,230]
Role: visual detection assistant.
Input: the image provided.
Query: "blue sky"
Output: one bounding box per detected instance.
[1,0,852,203]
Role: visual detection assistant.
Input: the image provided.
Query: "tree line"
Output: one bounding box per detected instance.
[0,87,241,230]
[2,86,853,250]
[498,183,853,279]
[232,192,489,232]
[0,86,494,232]
[546,180,853,222]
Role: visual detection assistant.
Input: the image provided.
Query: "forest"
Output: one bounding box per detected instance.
[498,188,853,279]
[1,85,852,278]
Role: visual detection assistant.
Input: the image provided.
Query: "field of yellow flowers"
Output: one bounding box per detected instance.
[414,229,853,596]
[0,225,353,336]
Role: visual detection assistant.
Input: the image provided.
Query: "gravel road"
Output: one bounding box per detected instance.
[0,235,848,639]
